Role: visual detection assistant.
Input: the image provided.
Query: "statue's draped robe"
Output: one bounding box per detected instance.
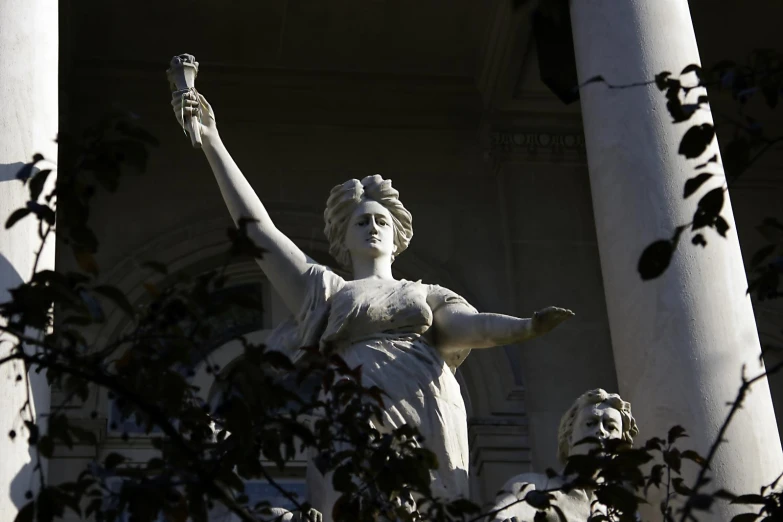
[268,265,474,517]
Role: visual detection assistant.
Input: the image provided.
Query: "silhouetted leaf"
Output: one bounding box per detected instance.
[664,449,682,473]
[681,449,706,465]
[668,99,690,123]
[25,421,39,445]
[524,490,554,510]
[13,501,34,522]
[655,71,672,90]
[228,218,266,258]
[694,154,718,169]
[681,64,703,80]
[29,169,52,202]
[689,494,714,511]
[692,188,725,231]
[679,124,715,158]
[684,173,713,198]
[26,202,55,225]
[668,425,688,443]
[93,285,135,318]
[715,216,729,237]
[671,477,691,495]
[639,240,675,280]
[38,436,55,458]
[732,495,766,505]
[713,489,738,501]
[104,452,126,470]
[692,234,707,247]
[5,208,31,229]
[448,498,480,515]
[647,464,664,489]
[595,484,642,514]
[679,104,701,120]
[731,514,759,522]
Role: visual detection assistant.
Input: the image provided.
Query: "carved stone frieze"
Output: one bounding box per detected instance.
[489,130,586,158]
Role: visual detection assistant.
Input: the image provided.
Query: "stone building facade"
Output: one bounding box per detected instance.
[2,0,783,520]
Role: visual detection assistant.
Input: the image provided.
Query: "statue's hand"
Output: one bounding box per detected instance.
[170,90,217,141]
[531,306,574,335]
[292,508,323,522]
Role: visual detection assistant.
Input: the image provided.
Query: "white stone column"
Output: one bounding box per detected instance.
[569,0,783,516]
[0,1,58,519]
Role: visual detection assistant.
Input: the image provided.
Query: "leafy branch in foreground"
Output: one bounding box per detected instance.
[4,112,783,522]
[1,120,482,522]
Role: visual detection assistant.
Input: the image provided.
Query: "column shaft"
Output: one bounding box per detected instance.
[569,0,782,516]
[0,0,58,519]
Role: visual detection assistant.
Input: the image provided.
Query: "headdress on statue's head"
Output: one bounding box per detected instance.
[323,175,413,270]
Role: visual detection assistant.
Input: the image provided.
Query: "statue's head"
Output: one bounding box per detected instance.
[556,388,638,465]
[324,175,413,270]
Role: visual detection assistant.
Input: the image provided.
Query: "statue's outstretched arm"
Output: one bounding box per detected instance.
[432,305,574,351]
[172,91,315,314]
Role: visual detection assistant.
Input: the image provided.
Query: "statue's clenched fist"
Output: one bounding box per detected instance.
[170,90,217,140]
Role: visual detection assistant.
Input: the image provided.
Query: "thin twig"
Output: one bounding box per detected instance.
[679,359,783,522]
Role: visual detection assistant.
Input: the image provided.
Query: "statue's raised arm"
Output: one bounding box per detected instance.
[169,59,316,315]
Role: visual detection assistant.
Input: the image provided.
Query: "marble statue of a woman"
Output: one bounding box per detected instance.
[171,90,574,520]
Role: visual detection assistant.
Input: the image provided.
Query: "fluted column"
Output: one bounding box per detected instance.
[0,1,58,519]
[569,0,782,517]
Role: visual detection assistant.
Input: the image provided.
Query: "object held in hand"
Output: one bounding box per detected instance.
[167,53,202,148]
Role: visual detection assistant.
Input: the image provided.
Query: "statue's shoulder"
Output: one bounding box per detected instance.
[424,283,476,313]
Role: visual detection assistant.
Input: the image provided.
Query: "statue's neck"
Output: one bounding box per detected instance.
[351,256,394,281]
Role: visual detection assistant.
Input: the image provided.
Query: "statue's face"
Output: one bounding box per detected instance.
[569,402,623,456]
[344,199,395,263]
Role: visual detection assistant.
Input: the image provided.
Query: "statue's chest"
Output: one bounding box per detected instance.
[327,280,432,337]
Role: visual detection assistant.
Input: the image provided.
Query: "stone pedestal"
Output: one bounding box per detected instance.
[569,0,783,517]
[0,1,58,519]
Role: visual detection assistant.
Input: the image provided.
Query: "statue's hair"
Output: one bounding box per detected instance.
[323,175,413,270]
[556,388,638,465]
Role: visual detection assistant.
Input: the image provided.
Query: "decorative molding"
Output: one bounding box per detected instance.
[476,0,535,111]
[468,422,531,503]
[489,130,586,157]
